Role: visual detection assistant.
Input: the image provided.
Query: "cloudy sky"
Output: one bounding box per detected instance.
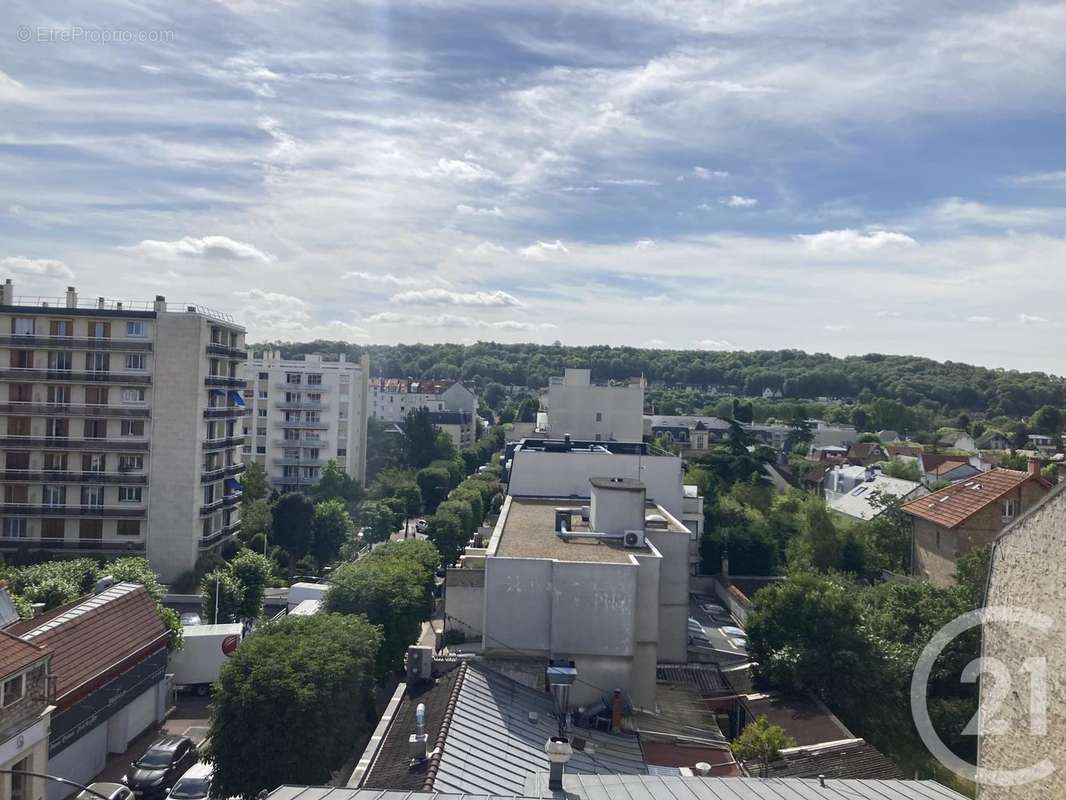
[2,1,1066,373]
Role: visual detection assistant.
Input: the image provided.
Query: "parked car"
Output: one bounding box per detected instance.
[415,518,428,533]
[123,736,197,800]
[167,762,213,800]
[77,784,133,800]
[720,625,747,639]
[700,602,726,615]
[179,612,202,627]
[687,617,703,631]
[688,631,711,647]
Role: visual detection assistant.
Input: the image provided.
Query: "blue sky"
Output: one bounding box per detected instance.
[2,0,1066,373]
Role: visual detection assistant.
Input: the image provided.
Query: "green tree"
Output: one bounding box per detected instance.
[359,500,398,544]
[403,408,439,469]
[311,499,356,562]
[272,492,316,571]
[240,461,270,503]
[312,460,363,505]
[882,457,921,481]
[426,510,465,566]
[787,499,843,571]
[730,716,796,777]
[483,382,506,409]
[229,550,274,620]
[416,466,452,513]
[200,569,245,624]
[1029,404,1064,437]
[239,497,272,547]
[206,614,381,799]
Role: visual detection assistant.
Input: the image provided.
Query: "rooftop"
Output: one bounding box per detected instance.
[739,693,853,748]
[902,468,1048,529]
[1,284,238,325]
[828,475,924,520]
[0,629,48,677]
[757,739,903,781]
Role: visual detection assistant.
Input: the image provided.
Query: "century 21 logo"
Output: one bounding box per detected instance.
[910,607,1056,787]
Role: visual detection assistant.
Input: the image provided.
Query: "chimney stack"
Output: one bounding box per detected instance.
[408,702,429,763]
[65,286,77,308]
[1028,458,1042,478]
[544,737,573,791]
[154,295,166,313]
[610,688,623,732]
[693,762,712,777]
[0,278,13,306]
[721,550,730,578]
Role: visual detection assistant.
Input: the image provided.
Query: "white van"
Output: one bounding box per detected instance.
[167,761,213,800]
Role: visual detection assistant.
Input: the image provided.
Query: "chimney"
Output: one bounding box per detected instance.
[1028,458,1041,478]
[65,286,77,308]
[408,703,428,762]
[721,550,730,578]
[154,295,166,313]
[97,296,105,309]
[544,737,573,791]
[693,762,712,777]
[546,662,577,736]
[589,477,646,535]
[0,279,14,305]
[610,688,623,732]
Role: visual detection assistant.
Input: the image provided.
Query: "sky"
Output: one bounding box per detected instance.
[2,1,1066,374]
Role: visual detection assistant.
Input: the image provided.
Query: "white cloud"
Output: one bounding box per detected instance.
[1011,171,1066,187]
[341,271,422,287]
[643,338,668,348]
[600,178,659,186]
[559,186,600,193]
[233,289,367,340]
[795,229,918,253]
[520,240,570,259]
[691,167,729,179]
[430,158,496,181]
[644,294,667,303]
[635,239,656,249]
[697,338,738,350]
[468,241,511,256]
[824,324,850,332]
[876,310,901,318]
[368,312,554,331]
[390,288,524,307]
[930,197,1064,228]
[720,195,758,208]
[966,315,995,323]
[124,235,275,263]
[0,256,74,280]
[455,204,503,216]
[1017,313,1061,327]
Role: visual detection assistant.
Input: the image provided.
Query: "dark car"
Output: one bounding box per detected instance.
[123,736,197,800]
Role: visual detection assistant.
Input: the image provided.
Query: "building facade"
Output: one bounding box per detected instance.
[544,369,644,442]
[242,352,370,489]
[0,630,52,800]
[0,283,247,582]
[368,379,477,450]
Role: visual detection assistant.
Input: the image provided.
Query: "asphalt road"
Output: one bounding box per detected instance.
[688,594,749,662]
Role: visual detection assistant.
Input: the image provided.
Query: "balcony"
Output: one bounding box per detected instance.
[277,475,318,486]
[0,436,150,451]
[278,420,328,430]
[0,537,145,553]
[206,342,248,359]
[0,402,150,418]
[200,491,241,515]
[274,401,328,411]
[204,375,246,389]
[202,435,245,450]
[0,470,148,485]
[203,406,248,419]
[0,335,153,352]
[0,368,151,385]
[0,503,147,517]
[201,462,245,482]
[222,492,242,508]
[271,457,325,467]
[199,521,240,548]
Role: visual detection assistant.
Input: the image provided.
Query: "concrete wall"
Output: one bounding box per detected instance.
[444,568,484,638]
[546,370,644,441]
[645,526,690,663]
[0,715,49,800]
[482,557,554,654]
[978,486,1066,800]
[507,449,683,519]
[47,724,108,800]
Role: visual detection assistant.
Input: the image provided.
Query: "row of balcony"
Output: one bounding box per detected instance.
[199,521,240,548]
[202,435,245,451]
[204,406,248,419]
[0,503,146,517]
[0,436,150,451]
[199,492,241,516]
[278,420,328,430]
[0,402,151,419]
[206,342,248,359]
[0,470,148,485]
[272,457,324,467]
[274,401,328,411]
[0,368,151,385]
[0,536,145,553]
[204,375,245,389]
[0,334,153,352]
[201,462,245,482]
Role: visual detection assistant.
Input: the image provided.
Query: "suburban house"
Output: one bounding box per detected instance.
[902,464,1052,586]
[876,429,902,443]
[644,416,732,453]
[824,467,926,522]
[936,431,977,452]
[0,626,53,800]
[976,431,1011,450]
[919,454,985,485]
[844,442,887,466]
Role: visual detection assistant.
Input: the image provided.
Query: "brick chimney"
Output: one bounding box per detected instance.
[1028,458,1042,478]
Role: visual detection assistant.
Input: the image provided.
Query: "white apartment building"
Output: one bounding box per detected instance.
[0,282,247,582]
[242,352,370,489]
[544,368,644,442]
[368,378,478,449]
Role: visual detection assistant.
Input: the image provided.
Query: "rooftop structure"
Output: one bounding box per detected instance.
[825,467,926,521]
[902,468,1046,529]
[544,368,644,442]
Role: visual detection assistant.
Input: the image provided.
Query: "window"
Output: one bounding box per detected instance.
[8,384,31,403]
[5,452,29,470]
[285,373,302,385]
[47,351,71,370]
[337,448,347,457]
[936,530,941,550]
[121,387,145,404]
[339,408,348,420]
[284,448,300,459]
[4,485,27,503]
[258,390,268,399]
[305,448,320,460]
[126,321,146,337]
[47,385,70,405]
[125,354,146,370]
[203,484,216,505]
[84,386,107,405]
[46,418,69,438]
[284,429,299,441]
[117,519,140,536]
[7,417,30,436]
[121,420,145,437]
[49,319,72,336]
[308,393,322,404]
[257,408,267,417]
[256,426,267,436]
[308,374,322,386]
[9,756,29,800]
[78,519,103,542]
[119,486,143,503]
[305,411,321,423]
[1,518,27,538]
[86,352,110,372]
[81,486,104,507]
[82,453,106,473]
[258,372,268,380]
[1002,497,1018,521]
[595,412,603,422]
[256,446,266,454]
[43,485,66,507]
[87,321,110,339]
[43,453,67,472]
[41,518,64,540]
[118,454,144,474]
[12,318,34,336]
[84,419,107,439]
[2,673,25,706]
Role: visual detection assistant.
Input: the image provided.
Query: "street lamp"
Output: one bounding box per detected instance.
[0,769,116,800]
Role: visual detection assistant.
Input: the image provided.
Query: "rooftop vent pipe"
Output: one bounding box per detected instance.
[545,737,573,791]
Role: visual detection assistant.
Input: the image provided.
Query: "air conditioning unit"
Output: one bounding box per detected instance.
[622,530,645,549]
[406,645,433,683]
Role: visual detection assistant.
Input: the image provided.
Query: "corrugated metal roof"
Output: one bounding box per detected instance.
[268,773,969,800]
[432,663,647,795]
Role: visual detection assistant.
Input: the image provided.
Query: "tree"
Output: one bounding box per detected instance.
[1029,404,1064,437]
[787,499,843,571]
[426,510,465,566]
[483,382,506,409]
[365,417,406,480]
[517,397,539,423]
[312,460,362,505]
[239,497,272,546]
[416,466,452,513]
[240,462,269,503]
[207,614,381,799]
[881,457,920,481]
[403,408,440,469]
[311,499,356,562]
[359,500,398,544]
[228,550,274,620]
[200,569,245,624]
[272,492,316,571]
[730,716,796,777]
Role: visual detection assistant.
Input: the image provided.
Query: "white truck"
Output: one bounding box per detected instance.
[168,623,243,694]
[287,582,330,612]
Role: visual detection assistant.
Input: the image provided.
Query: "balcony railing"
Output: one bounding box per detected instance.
[0,335,153,352]
[276,475,318,486]
[278,420,328,430]
[272,458,325,467]
[0,503,146,517]
[206,342,248,359]
[0,402,150,418]
[0,469,148,485]
[0,436,149,451]
[0,368,151,384]
[204,375,245,388]
[203,406,248,419]
[0,536,145,553]
[200,521,240,548]
[201,462,245,482]
[274,401,328,411]
[273,439,323,448]
[202,436,245,450]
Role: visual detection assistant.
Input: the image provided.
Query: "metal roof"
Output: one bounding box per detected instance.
[268,774,968,800]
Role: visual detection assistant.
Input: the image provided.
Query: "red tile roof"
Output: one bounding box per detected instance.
[902,468,1047,529]
[0,629,48,678]
[885,445,922,458]
[18,583,167,702]
[921,454,968,473]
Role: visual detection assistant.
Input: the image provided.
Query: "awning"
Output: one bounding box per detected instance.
[228,390,246,407]
[225,478,242,493]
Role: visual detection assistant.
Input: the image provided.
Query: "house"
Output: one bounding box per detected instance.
[876,429,902,443]
[884,444,922,459]
[369,378,479,448]
[7,583,171,799]
[427,410,476,451]
[809,423,858,449]
[0,624,53,800]
[545,368,644,442]
[810,445,848,462]
[902,464,1052,587]
[681,485,704,575]
[919,454,985,485]
[827,472,927,522]
[844,442,887,466]
[644,416,731,453]
[936,430,977,452]
[1026,433,1056,453]
[976,431,1011,450]
[977,484,1066,800]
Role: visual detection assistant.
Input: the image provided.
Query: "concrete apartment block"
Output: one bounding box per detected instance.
[544,368,644,442]
[242,351,370,488]
[0,282,246,582]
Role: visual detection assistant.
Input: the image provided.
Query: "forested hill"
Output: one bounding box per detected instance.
[252,340,1064,418]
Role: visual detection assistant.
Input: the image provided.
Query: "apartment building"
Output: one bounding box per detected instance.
[242,352,370,489]
[368,378,477,449]
[544,368,644,442]
[0,282,247,582]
